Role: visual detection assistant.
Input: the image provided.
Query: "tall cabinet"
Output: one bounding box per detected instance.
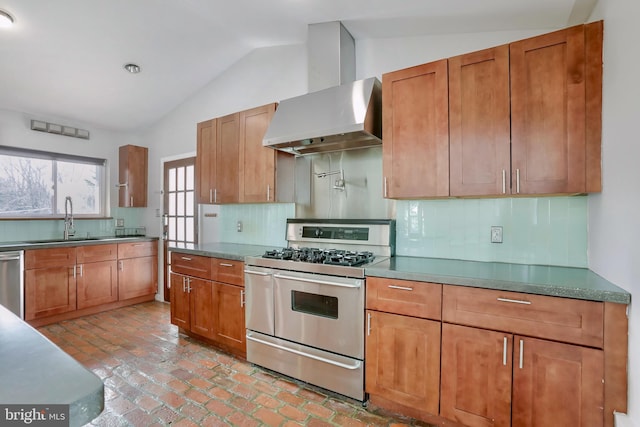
[118,144,148,207]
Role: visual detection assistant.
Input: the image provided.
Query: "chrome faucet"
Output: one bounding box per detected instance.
[63,196,75,240]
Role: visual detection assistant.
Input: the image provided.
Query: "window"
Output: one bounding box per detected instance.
[0,146,107,218]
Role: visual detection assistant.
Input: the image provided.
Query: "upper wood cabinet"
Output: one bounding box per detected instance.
[382,59,449,199]
[383,22,603,199]
[239,103,279,203]
[196,113,240,204]
[118,144,148,207]
[196,119,216,204]
[449,45,511,197]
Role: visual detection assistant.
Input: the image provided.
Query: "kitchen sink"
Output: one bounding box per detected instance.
[23,237,105,244]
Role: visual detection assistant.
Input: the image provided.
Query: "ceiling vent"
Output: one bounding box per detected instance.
[31,120,90,140]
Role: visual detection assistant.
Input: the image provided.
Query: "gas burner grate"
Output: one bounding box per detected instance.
[261,248,375,267]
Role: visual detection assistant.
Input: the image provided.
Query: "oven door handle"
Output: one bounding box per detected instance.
[273,273,362,288]
[246,334,362,370]
[244,269,271,276]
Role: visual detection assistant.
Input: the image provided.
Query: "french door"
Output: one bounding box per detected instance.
[163,157,197,302]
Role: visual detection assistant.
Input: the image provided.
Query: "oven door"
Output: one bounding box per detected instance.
[274,270,364,359]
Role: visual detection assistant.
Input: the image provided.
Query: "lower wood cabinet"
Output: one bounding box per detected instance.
[441,323,604,427]
[365,310,440,416]
[25,240,158,326]
[169,252,245,358]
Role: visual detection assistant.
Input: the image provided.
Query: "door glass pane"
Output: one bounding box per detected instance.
[186,218,194,241]
[169,217,176,240]
[177,167,185,191]
[177,217,185,241]
[186,191,194,216]
[169,193,176,215]
[169,168,176,192]
[177,192,184,216]
[186,165,194,191]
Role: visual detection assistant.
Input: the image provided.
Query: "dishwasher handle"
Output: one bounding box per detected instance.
[0,252,23,261]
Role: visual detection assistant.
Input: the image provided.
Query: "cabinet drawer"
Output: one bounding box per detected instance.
[171,252,213,280]
[213,258,244,286]
[442,285,604,348]
[118,241,157,259]
[25,247,76,269]
[77,244,117,263]
[366,277,441,320]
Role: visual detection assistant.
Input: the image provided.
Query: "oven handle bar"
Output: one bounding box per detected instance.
[244,269,271,276]
[273,273,362,288]
[246,334,361,370]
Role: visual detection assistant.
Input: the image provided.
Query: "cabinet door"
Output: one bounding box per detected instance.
[382,59,449,198]
[239,103,277,203]
[510,25,587,194]
[196,119,216,204]
[365,310,440,416]
[25,266,76,320]
[440,323,512,427]
[213,282,245,355]
[449,45,511,196]
[170,273,190,329]
[77,260,118,309]
[512,336,604,427]
[189,277,215,339]
[118,256,157,300]
[215,112,240,204]
[119,144,148,207]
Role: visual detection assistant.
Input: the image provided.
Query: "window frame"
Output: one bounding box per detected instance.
[0,145,108,219]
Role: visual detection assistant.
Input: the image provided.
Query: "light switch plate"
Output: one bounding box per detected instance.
[491,226,503,243]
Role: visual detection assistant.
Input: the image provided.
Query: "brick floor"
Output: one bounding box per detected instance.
[38,301,433,426]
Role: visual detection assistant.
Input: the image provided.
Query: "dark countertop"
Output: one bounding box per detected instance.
[0,236,158,252]
[0,304,104,426]
[366,256,631,304]
[169,242,273,261]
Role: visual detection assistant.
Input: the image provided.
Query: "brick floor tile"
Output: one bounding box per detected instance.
[200,414,230,427]
[277,390,306,407]
[229,395,258,413]
[226,411,260,427]
[122,408,157,426]
[188,376,214,390]
[332,414,370,426]
[209,385,233,401]
[279,404,308,422]
[254,407,286,426]
[205,399,235,418]
[274,378,301,393]
[107,396,136,416]
[135,394,162,412]
[185,388,210,404]
[303,402,335,420]
[172,418,201,427]
[178,402,209,422]
[167,378,191,393]
[151,406,181,425]
[159,390,186,409]
[232,382,259,400]
[254,393,282,409]
[306,418,335,427]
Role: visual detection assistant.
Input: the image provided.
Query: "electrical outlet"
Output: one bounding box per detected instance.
[491,226,503,243]
[116,218,124,227]
[237,221,243,232]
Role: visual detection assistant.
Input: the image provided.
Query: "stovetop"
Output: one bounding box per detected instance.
[262,247,375,267]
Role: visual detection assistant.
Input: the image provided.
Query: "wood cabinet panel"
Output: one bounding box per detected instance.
[25,266,76,320]
[171,252,213,280]
[512,336,604,427]
[510,25,587,194]
[76,244,117,264]
[366,277,441,320]
[118,241,157,259]
[77,260,118,309]
[366,310,440,416]
[442,285,604,348]
[25,247,75,269]
[440,323,512,427]
[449,45,511,196]
[213,258,244,286]
[239,103,277,203]
[170,272,190,330]
[382,59,449,198]
[118,256,157,300]
[215,113,240,204]
[213,282,245,355]
[196,119,217,204]
[190,277,215,339]
[118,144,148,207]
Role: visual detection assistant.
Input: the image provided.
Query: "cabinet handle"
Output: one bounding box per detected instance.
[497,297,531,305]
[182,276,187,292]
[367,312,372,336]
[519,339,524,369]
[502,169,506,194]
[209,189,213,204]
[181,256,192,261]
[219,263,234,267]
[118,261,123,271]
[266,185,271,201]
[388,285,413,291]
[72,265,76,279]
[214,188,217,203]
[240,290,245,308]
[503,337,508,366]
[383,177,388,198]
[130,196,134,206]
[516,169,521,194]
[79,264,83,277]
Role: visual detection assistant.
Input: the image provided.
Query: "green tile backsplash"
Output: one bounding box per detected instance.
[218,203,295,247]
[395,196,588,267]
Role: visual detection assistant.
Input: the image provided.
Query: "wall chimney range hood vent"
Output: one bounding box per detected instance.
[263,76,381,156]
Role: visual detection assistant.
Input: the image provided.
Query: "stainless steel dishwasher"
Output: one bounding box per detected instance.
[0,250,24,319]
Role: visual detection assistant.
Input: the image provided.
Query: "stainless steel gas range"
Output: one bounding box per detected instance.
[244,219,395,401]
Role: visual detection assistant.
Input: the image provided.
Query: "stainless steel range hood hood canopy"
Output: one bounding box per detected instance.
[262,76,382,156]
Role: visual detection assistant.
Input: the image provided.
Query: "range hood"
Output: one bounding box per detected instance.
[262,77,381,156]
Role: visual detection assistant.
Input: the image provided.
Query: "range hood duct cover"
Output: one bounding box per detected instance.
[263,76,382,156]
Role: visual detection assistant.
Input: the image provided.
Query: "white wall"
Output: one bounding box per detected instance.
[589,0,639,423]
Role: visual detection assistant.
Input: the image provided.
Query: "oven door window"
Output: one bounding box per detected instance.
[291,290,338,319]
